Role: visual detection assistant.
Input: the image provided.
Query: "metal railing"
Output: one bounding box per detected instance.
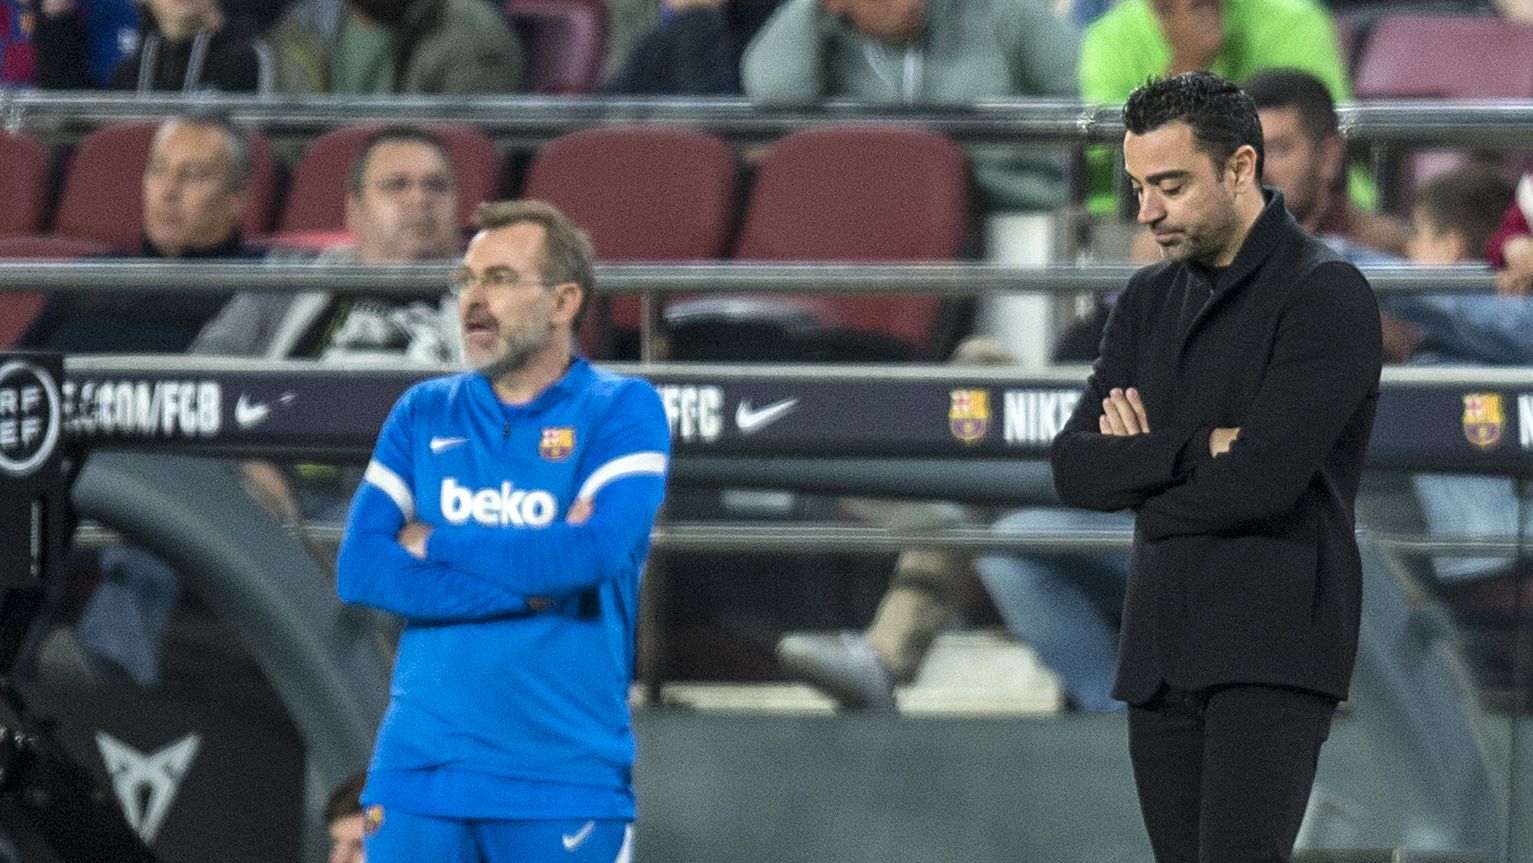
[0,259,1499,295]
[3,92,1533,147]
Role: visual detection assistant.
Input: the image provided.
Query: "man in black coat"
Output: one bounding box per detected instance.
[1051,72,1381,862]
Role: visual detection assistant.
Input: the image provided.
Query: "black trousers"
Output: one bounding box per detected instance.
[1127,683,1337,863]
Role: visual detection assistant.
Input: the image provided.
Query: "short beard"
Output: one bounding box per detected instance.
[475,324,550,382]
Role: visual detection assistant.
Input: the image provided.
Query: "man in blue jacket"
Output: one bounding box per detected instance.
[337,199,670,863]
[1052,72,1380,862]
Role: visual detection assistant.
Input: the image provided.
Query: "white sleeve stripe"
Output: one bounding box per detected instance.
[576,451,668,501]
[364,460,416,520]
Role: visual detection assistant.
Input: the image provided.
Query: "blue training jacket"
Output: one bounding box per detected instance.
[337,357,670,820]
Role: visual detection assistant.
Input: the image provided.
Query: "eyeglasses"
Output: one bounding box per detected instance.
[371,175,455,196]
[448,268,557,296]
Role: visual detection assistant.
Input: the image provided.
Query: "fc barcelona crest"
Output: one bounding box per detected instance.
[540,426,576,461]
[1463,392,1505,450]
[949,389,991,444]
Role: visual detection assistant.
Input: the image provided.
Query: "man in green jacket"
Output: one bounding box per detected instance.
[271,0,526,93]
[1079,0,1350,215]
[741,0,1078,212]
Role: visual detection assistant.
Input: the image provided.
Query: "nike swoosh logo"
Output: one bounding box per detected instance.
[234,394,270,429]
[735,397,799,434]
[429,436,468,454]
[562,820,595,851]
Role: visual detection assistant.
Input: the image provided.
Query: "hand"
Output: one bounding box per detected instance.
[1209,426,1240,457]
[1379,311,1424,364]
[1497,237,1533,296]
[396,521,432,559]
[566,498,595,525]
[1154,0,1223,74]
[38,0,75,16]
[239,460,301,524]
[1496,268,1533,297]
[1099,387,1150,436]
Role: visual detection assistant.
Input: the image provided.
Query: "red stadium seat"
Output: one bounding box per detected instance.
[0,234,111,347]
[732,125,969,352]
[1354,16,1533,210]
[1355,16,1533,99]
[523,126,738,353]
[506,0,607,95]
[52,120,278,249]
[276,124,502,236]
[0,130,51,237]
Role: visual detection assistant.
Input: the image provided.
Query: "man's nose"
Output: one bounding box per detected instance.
[1136,190,1164,225]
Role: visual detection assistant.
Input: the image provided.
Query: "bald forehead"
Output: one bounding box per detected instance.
[361,139,454,182]
[151,121,240,184]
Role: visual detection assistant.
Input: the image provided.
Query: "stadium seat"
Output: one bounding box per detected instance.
[1355,16,1533,99]
[52,120,278,250]
[522,126,738,353]
[0,130,51,237]
[730,125,970,356]
[506,0,608,95]
[1353,16,1533,211]
[0,234,111,347]
[275,124,502,237]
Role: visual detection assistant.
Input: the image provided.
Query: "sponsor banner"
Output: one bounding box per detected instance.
[35,361,1533,469]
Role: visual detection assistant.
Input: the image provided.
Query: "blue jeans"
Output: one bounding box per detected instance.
[976,508,1133,713]
[1413,473,1533,583]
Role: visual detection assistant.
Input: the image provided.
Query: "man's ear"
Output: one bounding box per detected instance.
[1319,133,1346,187]
[344,193,362,233]
[1445,230,1471,263]
[1227,144,1259,189]
[553,282,584,325]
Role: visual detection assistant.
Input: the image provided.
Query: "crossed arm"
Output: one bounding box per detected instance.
[1052,264,1381,538]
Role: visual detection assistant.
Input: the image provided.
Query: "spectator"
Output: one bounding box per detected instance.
[1381,165,1530,604]
[21,113,264,354]
[1,0,137,85]
[325,772,367,863]
[1381,164,1519,365]
[1079,0,1350,216]
[740,0,1078,212]
[270,0,525,94]
[1244,69,1410,259]
[192,125,465,526]
[21,114,264,689]
[602,0,780,95]
[33,0,272,92]
[193,125,463,363]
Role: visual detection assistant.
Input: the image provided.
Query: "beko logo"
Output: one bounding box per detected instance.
[440,478,557,527]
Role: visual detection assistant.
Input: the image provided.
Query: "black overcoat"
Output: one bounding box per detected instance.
[1052,190,1382,704]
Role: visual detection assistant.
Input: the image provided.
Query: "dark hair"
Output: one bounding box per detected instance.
[347,125,457,197]
[323,772,366,825]
[158,112,252,189]
[1414,163,1516,261]
[475,199,596,331]
[1123,71,1265,181]
[1243,68,1339,145]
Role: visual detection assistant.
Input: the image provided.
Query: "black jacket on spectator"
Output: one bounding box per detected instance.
[1051,190,1382,705]
[20,234,263,353]
[602,0,779,95]
[35,12,273,92]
